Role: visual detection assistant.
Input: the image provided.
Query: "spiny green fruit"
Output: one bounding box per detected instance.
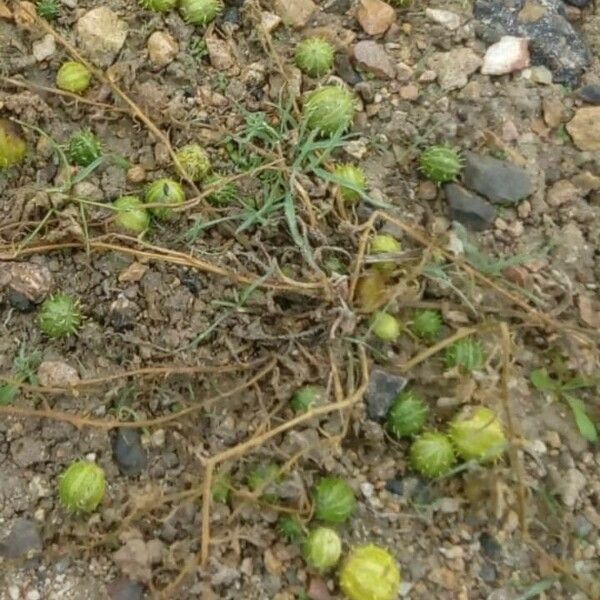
[370,311,400,342]
[386,391,429,438]
[36,0,60,20]
[370,234,401,274]
[67,129,102,167]
[411,309,443,340]
[212,471,231,503]
[0,119,27,168]
[303,85,356,136]
[409,431,456,478]
[56,61,91,94]
[175,144,211,181]
[277,514,305,543]
[419,145,463,184]
[449,406,507,462]
[340,545,401,600]
[247,462,280,502]
[113,196,150,234]
[334,163,367,202]
[144,178,186,220]
[295,37,335,78]
[140,0,177,11]
[445,338,486,372]
[313,476,356,524]
[179,0,223,25]
[38,293,82,338]
[58,460,106,513]
[303,527,342,572]
[291,384,325,413]
[205,173,238,205]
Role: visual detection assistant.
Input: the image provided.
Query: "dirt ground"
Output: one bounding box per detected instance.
[0,0,599,599]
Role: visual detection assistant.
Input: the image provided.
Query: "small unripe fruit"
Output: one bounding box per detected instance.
[59,460,106,513]
[67,129,102,167]
[419,145,463,184]
[247,462,280,502]
[140,0,177,11]
[411,309,443,340]
[56,61,91,94]
[445,338,486,373]
[370,234,401,274]
[303,85,356,136]
[313,476,356,524]
[113,196,150,234]
[334,163,367,202]
[370,311,400,342]
[277,515,305,543]
[205,173,237,205]
[340,544,401,600]
[179,0,222,25]
[38,293,82,338]
[144,178,186,220]
[386,391,428,438]
[36,0,60,20]
[449,406,506,462]
[410,431,456,478]
[303,527,342,572]
[0,119,27,168]
[295,37,335,77]
[291,384,325,413]
[175,144,211,181]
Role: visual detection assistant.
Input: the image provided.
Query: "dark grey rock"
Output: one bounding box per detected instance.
[365,368,408,421]
[106,578,145,600]
[479,532,503,561]
[474,0,590,85]
[113,429,147,476]
[0,518,42,559]
[385,479,404,495]
[579,84,600,105]
[444,183,496,231]
[335,54,363,86]
[564,0,591,7]
[462,152,534,205]
[8,290,35,312]
[480,562,497,583]
[573,515,593,538]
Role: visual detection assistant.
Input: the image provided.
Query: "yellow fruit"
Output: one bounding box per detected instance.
[0,119,27,168]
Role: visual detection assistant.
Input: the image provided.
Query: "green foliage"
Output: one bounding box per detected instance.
[386,391,429,438]
[409,431,456,478]
[0,345,42,405]
[277,515,305,543]
[38,293,82,338]
[295,37,335,77]
[36,0,61,20]
[247,462,281,502]
[411,309,443,340]
[313,476,356,524]
[291,385,325,413]
[445,338,486,372]
[419,145,463,184]
[204,174,238,205]
[212,472,231,503]
[67,129,103,167]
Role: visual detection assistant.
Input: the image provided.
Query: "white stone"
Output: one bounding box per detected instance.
[481,36,530,76]
[260,11,281,33]
[37,360,80,388]
[32,34,55,62]
[425,8,461,30]
[147,31,178,68]
[76,7,128,67]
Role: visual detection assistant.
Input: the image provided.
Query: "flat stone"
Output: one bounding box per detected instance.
[206,36,234,70]
[0,519,42,559]
[357,0,396,36]
[106,579,145,600]
[260,11,282,33]
[481,36,530,75]
[273,0,317,28]
[444,183,497,231]
[113,429,147,476]
[428,47,482,90]
[462,152,534,205]
[566,107,600,151]
[556,468,586,507]
[147,31,178,68]
[546,179,579,207]
[37,360,80,388]
[10,437,49,468]
[474,0,590,85]
[479,532,503,561]
[579,83,600,105]
[425,8,461,30]
[32,34,56,62]
[365,367,407,421]
[76,7,128,67]
[353,41,396,79]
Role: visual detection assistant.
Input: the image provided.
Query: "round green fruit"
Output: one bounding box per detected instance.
[445,338,486,373]
[67,129,102,167]
[113,195,150,234]
[313,476,356,524]
[370,311,400,342]
[303,85,356,136]
[386,391,428,438]
[277,514,305,543]
[38,293,82,338]
[59,460,106,513]
[419,145,463,184]
[409,431,456,478]
[411,309,443,340]
[291,384,325,413]
[179,0,222,25]
[204,173,238,205]
[36,0,61,20]
[0,119,27,168]
[140,0,177,11]
[295,37,335,77]
[247,462,280,502]
[144,178,186,219]
[334,163,367,202]
[175,143,211,181]
[449,406,506,462]
[303,527,342,572]
[56,61,91,94]
[370,234,401,274]
[340,544,401,600]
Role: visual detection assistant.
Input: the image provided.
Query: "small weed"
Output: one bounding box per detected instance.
[188,36,209,61]
[0,344,42,405]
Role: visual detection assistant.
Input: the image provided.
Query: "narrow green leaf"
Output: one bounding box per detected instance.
[564,394,598,443]
[529,368,558,392]
[514,577,559,600]
[561,375,600,391]
[0,383,19,405]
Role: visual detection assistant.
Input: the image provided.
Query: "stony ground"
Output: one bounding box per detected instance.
[0,0,599,599]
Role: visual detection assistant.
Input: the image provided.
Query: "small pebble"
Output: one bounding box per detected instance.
[112,429,147,476]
